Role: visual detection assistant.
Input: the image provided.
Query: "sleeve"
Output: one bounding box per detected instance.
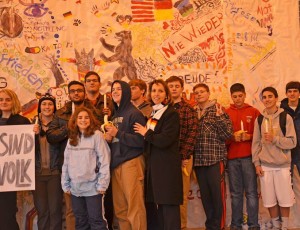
[247,108,261,140]
[224,108,233,146]
[251,118,262,167]
[116,111,146,148]
[107,96,114,120]
[24,117,31,124]
[180,107,198,160]
[61,143,71,192]
[46,114,68,144]
[144,111,180,149]
[216,113,233,141]
[95,132,111,191]
[273,114,297,150]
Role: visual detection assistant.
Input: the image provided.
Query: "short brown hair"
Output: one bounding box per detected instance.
[84,71,101,82]
[261,86,278,98]
[286,81,300,92]
[148,79,172,105]
[166,76,184,87]
[0,89,22,115]
[129,79,147,96]
[230,83,245,94]
[193,83,210,93]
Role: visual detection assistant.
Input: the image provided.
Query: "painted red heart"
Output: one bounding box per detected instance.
[163,22,169,29]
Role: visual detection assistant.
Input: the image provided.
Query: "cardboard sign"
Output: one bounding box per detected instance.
[0,125,35,191]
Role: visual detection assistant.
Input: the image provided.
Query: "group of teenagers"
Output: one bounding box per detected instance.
[0,72,299,230]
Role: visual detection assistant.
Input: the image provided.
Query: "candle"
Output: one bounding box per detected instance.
[72,102,75,114]
[186,90,190,100]
[265,119,269,133]
[241,120,244,131]
[35,115,39,124]
[104,94,107,109]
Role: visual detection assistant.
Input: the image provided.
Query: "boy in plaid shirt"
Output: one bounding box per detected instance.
[193,83,233,230]
[166,76,198,229]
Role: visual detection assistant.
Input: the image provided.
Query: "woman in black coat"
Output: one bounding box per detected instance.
[134,79,183,230]
[0,89,31,230]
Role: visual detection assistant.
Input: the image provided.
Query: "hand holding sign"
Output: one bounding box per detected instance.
[0,125,35,192]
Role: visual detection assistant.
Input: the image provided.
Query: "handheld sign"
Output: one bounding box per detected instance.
[0,125,35,192]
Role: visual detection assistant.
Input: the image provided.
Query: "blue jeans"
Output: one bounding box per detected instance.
[71,194,108,230]
[227,157,259,228]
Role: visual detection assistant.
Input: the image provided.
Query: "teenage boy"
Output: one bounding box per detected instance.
[193,83,233,230]
[84,71,114,229]
[226,83,260,230]
[84,71,113,123]
[252,87,297,230]
[47,81,99,230]
[166,76,198,230]
[129,79,157,229]
[104,80,147,230]
[129,79,152,118]
[280,81,300,222]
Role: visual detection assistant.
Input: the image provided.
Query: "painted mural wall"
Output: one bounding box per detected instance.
[1,0,299,116]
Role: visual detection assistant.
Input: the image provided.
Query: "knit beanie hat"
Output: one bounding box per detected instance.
[37,93,57,114]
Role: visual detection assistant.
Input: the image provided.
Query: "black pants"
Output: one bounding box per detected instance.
[104,182,114,230]
[32,174,63,230]
[0,192,19,230]
[195,162,226,230]
[146,202,159,230]
[157,204,180,230]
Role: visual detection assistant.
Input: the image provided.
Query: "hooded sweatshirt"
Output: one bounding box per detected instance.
[110,80,146,169]
[280,98,300,164]
[252,107,297,168]
[226,103,260,159]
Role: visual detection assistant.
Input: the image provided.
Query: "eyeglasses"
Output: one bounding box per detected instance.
[69,89,85,94]
[86,79,99,83]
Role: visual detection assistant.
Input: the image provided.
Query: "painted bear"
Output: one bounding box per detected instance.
[100,30,137,81]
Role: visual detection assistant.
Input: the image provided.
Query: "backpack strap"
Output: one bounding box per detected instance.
[257,114,263,135]
[279,111,287,136]
[257,112,287,136]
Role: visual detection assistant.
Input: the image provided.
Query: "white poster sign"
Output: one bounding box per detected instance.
[0,125,35,192]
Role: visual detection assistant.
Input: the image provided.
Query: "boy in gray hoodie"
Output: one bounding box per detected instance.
[252,87,297,230]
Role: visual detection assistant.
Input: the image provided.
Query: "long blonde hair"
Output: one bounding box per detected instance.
[0,89,22,115]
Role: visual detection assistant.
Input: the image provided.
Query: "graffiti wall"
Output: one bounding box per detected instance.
[223,0,300,110]
[1,0,298,116]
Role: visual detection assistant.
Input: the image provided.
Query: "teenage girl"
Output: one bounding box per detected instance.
[61,107,111,230]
